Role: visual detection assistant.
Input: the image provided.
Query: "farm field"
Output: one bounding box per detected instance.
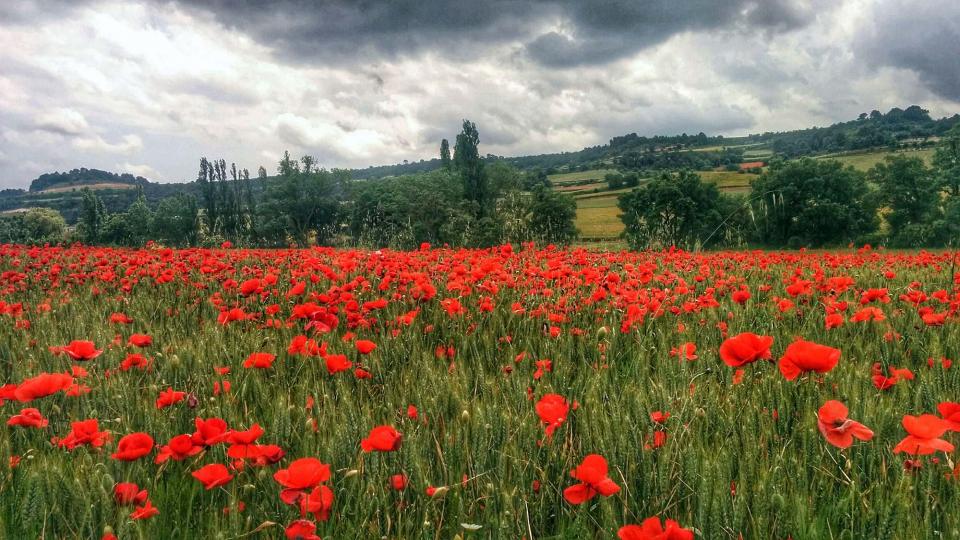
[696,171,756,193]
[0,245,958,538]
[816,148,935,171]
[548,169,618,185]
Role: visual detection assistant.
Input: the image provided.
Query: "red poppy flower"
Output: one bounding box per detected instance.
[120,353,150,371]
[816,400,873,448]
[285,520,320,540]
[127,333,153,347]
[14,372,73,402]
[114,482,148,505]
[563,454,621,505]
[893,414,955,455]
[192,463,234,490]
[299,485,335,522]
[193,417,229,446]
[130,500,159,520]
[718,333,774,367]
[650,411,670,424]
[112,432,155,461]
[778,339,840,381]
[324,354,352,375]
[239,278,262,296]
[938,402,960,432]
[535,393,569,437]
[61,340,103,361]
[618,517,694,540]
[274,457,332,504]
[155,434,203,463]
[244,352,277,369]
[361,425,402,452]
[355,340,377,354]
[6,408,49,428]
[55,419,111,450]
[155,387,186,409]
[390,474,408,491]
[109,312,133,324]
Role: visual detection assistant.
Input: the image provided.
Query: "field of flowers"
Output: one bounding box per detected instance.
[1,244,959,539]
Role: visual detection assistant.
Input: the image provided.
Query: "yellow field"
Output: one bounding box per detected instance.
[38,182,136,193]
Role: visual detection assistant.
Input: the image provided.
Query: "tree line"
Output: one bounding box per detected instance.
[2,119,958,251]
[0,121,578,249]
[618,125,960,250]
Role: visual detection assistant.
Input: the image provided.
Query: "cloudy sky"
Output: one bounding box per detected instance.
[0,0,958,188]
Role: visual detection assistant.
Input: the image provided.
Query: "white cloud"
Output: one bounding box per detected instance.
[118,161,163,180]
[0,0,956,190]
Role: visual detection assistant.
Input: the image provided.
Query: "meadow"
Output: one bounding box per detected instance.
[0,245,958,539]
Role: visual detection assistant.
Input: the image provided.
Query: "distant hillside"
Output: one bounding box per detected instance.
[2,104,956,224]
[29,168,150,192]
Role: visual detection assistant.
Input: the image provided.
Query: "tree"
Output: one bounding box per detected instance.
[440,139,451,170]
[349,169,465,248]
[197,158,218,235]
[153,194,199,246]
[618,171,727,250]
[605,173,625,190]
[749,159,877,247]
[100,188,154,246]
[19,208,67,244]
[869,155,938,245]
[260,152,344,247]
[77,188,106,243]
[934,125,960,197]
[527,185,578,244]
[453,120,490,217]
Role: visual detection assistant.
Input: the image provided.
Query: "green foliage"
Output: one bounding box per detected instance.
[454,120,490,217]
[933,125,960,197]
[749,159,878,247]
[258,152,346,247]
[869,156,939,246]
[28,167,149,192]
[349,169,466,249]
[0,208,67,245]
[440,138,451,170]
[618,171,727,249]
[152,194,199,247]
[77,188,106,243]
[527,185,578,244]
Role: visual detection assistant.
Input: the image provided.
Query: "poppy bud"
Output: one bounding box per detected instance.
[242,484,256,491]
[187,394,198,408]
[460,410,470,422]
[597,326,608,337]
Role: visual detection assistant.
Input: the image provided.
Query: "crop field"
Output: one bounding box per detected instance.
[548,169,618,185]
[1,245,959,538]
[697,171,754,193]
[816,148,935,171]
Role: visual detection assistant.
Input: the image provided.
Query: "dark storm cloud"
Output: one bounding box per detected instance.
[163,0,819,68]
[857,0,960,102]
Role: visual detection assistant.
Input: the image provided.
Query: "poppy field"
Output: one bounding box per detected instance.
[1,244,960,539]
